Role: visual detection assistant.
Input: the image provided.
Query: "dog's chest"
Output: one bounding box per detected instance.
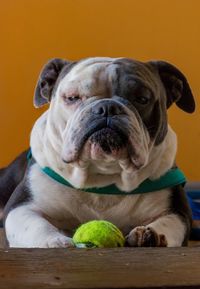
[28,164,171,234]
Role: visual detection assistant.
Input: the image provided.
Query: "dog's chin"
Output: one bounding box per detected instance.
[87,128,128,161]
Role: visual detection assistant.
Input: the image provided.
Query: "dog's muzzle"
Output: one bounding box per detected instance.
[89,100,128,153]
[62,100,129,163]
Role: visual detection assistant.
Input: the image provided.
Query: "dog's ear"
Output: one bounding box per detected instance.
[150,61,195,113]
[34,58,69,107]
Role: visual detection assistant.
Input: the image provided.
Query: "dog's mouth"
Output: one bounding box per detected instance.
[62,118,129,163]
[89,127,127,154]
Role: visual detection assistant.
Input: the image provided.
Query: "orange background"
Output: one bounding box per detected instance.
[0,0,199,180]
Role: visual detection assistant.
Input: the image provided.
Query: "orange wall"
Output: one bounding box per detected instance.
[0,0,199,180]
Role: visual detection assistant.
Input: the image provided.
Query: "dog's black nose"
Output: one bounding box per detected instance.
[92,101,124,117]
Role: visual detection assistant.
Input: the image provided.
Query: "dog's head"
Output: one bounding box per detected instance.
[34,57,195,176]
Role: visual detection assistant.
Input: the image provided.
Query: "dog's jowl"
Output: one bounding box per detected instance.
[1,57,195,248]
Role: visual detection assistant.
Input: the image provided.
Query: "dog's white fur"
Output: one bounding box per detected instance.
[5,58,185,247]
[6,126,183,248]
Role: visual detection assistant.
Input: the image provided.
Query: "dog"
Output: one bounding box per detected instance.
[0,57,195,248]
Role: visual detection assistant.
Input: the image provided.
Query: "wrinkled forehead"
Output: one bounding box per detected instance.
[69,57,118,75]
[58,57,117,93]
[58,57,156,96]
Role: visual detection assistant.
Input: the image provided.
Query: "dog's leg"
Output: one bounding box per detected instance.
[0,150,28,215]
[126,214,187,247]
[5,205,74,248]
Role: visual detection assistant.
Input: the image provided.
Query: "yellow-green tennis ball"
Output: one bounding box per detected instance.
[72,220,125,248]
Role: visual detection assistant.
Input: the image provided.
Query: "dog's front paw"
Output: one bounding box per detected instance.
[40,233,75,248]
[126,226,167,247]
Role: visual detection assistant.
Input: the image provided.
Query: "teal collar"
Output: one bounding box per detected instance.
[42,166,186,195]
[28,149,186,195]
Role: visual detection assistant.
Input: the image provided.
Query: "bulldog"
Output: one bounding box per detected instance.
[0,57,195,248]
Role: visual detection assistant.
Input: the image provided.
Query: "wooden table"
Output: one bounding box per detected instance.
[0,246,200,289]
[1,230,200,289]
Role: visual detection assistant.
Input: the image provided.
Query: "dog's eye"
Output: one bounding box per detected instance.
[135,95,150,105]
[128,86,152,106]
[68,95,80,102]
[63,94,80,104]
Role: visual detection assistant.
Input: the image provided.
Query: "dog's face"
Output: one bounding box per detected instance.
[34,57,195,174]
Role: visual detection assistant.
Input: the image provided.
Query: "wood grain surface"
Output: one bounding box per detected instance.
[0,247,200,289]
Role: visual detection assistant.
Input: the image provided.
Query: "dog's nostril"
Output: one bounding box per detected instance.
[98,106,106,115]
[109,105,116,116]
[92,105,107,116]
[112,105,123,115]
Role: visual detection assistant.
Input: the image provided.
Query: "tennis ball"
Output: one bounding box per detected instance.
[72,220,125,248]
